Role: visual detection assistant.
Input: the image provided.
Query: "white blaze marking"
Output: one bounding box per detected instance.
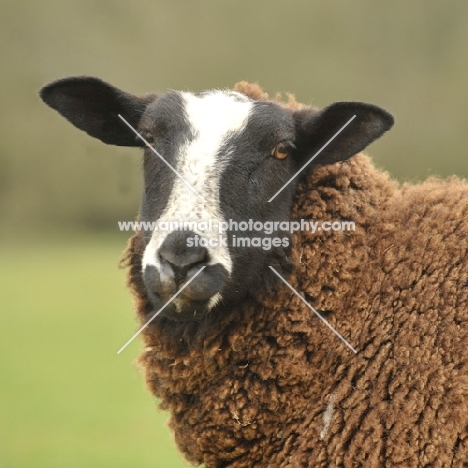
[143,91,252,292]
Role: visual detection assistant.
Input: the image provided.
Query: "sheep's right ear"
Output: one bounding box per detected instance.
[40,76,157,147]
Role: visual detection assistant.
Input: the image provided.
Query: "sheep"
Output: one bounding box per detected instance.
[40,77,468,467]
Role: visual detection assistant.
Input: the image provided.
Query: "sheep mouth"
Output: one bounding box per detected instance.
[142,263,228,321]
[145,292,213,321]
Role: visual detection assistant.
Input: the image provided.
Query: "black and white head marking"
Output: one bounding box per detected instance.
[142,90,253,274]
[40,76,394,321]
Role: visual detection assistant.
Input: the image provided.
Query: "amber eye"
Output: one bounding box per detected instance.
[271,141,295,160]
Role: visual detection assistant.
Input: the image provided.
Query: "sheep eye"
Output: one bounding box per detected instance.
[142,132,155,146]
[271,141,295,160]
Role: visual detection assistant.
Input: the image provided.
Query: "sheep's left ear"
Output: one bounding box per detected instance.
[293,102,394,165]
[40,76,157,147]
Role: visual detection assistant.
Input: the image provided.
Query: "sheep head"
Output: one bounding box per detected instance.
[40,77,393,321]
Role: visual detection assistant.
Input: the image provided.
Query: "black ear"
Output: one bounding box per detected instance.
[293,102,394,165]
[40,76,157,146]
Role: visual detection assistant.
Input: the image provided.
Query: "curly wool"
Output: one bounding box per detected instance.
[121,91,468,467]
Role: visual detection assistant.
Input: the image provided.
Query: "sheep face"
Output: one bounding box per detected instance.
[138,91,301,320]
[40,77,393,321]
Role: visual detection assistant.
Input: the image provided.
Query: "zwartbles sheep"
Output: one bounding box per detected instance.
[41,78,468,467]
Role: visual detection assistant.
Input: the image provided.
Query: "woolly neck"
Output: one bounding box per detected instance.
[121,153,397,466]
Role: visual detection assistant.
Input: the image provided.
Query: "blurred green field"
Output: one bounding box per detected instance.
[2,1,468,466]
[0,235,188,468]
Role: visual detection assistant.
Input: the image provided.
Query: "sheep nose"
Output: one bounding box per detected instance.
[158,231,208,285]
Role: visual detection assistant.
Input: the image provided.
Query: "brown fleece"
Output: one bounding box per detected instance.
[120,86,468,467]
[233,81,307,110]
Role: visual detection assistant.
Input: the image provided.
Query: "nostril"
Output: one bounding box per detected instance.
[163,259,205,286]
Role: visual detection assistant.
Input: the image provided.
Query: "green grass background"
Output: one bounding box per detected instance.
[1,0,468,466]
[0,235,187,467]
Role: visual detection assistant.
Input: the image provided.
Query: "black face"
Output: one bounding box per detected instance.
[139,96,301,321]
[138,92,191,244]
[39,76,394,322]
[215,102,300,307]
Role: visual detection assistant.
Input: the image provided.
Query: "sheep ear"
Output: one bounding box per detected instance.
[293,102,394,165]
[40,76,157,147]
